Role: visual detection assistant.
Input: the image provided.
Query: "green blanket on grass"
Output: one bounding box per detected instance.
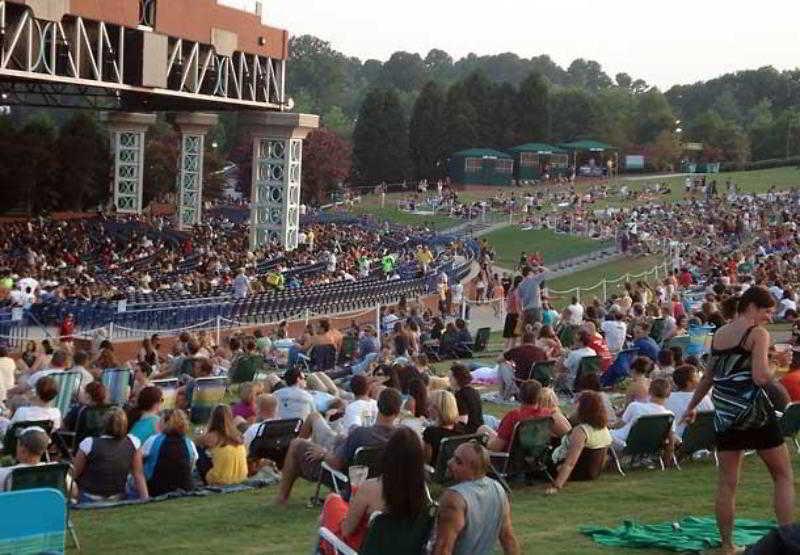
[580,516,775,552]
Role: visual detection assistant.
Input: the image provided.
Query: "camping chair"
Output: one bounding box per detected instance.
[56,405,115,457]
[427,433,483,485]
[189,376,228,425]
[6,462,79,549]
[601,348,639,388]
[649,318,666,344]
[779,402,800,454]
[50,371,83,417]
[574,355,601,392]
[101,368,132,406]
[2,420,54,460]
[530,360,557,387]
[570,447,610,482]
[152,378,179,410]
[310,344,338,373]
[472,327,491,354]
[679,411,717,464]
[318,508,436,555]
[664,335,691,353]
[247,418,302,469]
[229,353,265,384]
[338,335,358,364]
[312,445,384,507]
[557,324,579,350]
[489,417,555,485]
[611,413,677,475]
[0,488,67,554]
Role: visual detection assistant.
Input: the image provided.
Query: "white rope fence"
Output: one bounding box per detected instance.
[549,261,670,303]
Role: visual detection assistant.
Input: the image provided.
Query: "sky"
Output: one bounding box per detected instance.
[221,0,800,91]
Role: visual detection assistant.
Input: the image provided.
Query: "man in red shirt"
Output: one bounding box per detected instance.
[781,366,800,402]
[678,268,694,288]
[497,332,548,400]
[484,380,571,452]
[582,322,612,372]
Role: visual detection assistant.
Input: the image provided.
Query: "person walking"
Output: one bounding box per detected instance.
[682,286,794,555]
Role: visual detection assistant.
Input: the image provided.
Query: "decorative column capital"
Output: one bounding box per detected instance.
[102,112,158,132]
[239,112,319,140]
[174,112,219,135]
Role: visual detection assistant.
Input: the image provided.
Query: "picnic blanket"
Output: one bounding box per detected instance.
[73,471,280,511]
[580,517,775,552]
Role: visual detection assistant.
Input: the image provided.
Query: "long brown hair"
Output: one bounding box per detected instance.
[381,427,426,520]
[576,391,608,429]
[207,404,242,447]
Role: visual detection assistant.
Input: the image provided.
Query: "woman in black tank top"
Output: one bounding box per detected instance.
[682,287,793,555]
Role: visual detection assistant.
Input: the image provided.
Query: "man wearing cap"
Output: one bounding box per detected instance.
[0,427,50,491]
[517,265,550,327]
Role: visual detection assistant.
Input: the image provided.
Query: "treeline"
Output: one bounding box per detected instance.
[287,34,800,182]
[0,113,226,214]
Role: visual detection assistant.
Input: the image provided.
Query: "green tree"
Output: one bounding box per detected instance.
[634,88,676,144]
[380,52,427,93]
[515,72,550,144]
[143,122,179,206]
[424,49,453,82]
[302,128,352,204]
[13,114,59,214]
[409,81,448,179]
[444,81,479,154]
[566,59,613,91]
[615,72,632,89]
[550,88,602,142]
[56,113,111,210]
[352,88,409,185]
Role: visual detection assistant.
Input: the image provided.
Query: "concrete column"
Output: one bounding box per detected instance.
[174,113,219,229]
[103,112,157,214]
[239,112,319,251]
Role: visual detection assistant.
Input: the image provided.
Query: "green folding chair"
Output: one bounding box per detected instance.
[6,462,79,549]
[472,327,491,353]
[56,405,115,457]
[489,417,554,485]
[558,325,579,349]
[228,354,264,384]
[779,402,800,454]
[574,355,602,391]
[427,433,483,485]
[612,413,677,475]
[649,318,666,344]
[312,444,384,507]
[50,371,82,418]
[101,368,132,406]
[531,360,557,387]
[189,376,228,424]
[680,411,717,464]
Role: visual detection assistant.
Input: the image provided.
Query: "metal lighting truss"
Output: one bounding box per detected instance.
[0,0,286,111]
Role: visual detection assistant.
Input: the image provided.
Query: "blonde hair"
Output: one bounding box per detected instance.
[161,409,190,436]
[429,389,459,427]
[239,382,264,402]
[538,387,559,412]
[255,393,277,416]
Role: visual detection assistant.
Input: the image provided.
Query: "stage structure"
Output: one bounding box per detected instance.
[0,0,317,247]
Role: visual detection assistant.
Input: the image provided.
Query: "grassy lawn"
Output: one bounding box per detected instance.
[484,228,613,269]
[71,455,796,554]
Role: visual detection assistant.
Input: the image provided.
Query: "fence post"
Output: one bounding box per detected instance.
[461,299,467,321]
[108,322,115,340]
[602,280,607,303]
[576,288,581,304]
[304,308,310,325]
[375,304,382,348]
[215,315,222,347]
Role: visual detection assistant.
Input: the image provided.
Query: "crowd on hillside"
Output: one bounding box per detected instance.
[0,212,448,311]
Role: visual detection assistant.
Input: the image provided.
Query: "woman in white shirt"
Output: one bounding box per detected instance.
[9,375,61,431]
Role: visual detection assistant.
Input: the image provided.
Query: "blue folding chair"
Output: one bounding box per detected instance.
[0,488,66,554]
[101,368,133,406]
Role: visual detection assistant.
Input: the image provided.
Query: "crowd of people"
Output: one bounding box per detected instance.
[3,179,800,553]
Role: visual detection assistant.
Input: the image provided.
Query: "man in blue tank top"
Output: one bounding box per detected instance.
[430,442,520,554]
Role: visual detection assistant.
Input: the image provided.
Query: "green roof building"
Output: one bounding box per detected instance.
[447,148,514,186]
[507,143,570,182]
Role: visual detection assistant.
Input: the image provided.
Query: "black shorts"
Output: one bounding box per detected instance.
[715,414,785,452]
[503,314,519,338]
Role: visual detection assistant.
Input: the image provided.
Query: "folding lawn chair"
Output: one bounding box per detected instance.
[318,508,436,555]
[0,488,67,554]
[664,335,691,353]
[574,355,601,392]
[611,413,677,476]
[248,418,302,469]
[530,360,557,387]
[50,371,83,418]
[472,327,491,354]
[228,353,265,384]
[679,411,717,464]
[489,417,554,485]
[649,318,666,344]
[5,462,79,549]
[779,402,800,454]
[189,376,228,425]
[152,378,179,410]
[101,368,132,406]
[557,324,579,350]
[427,433,483,486]
[312,444,384,507]
[601,348,639,387]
